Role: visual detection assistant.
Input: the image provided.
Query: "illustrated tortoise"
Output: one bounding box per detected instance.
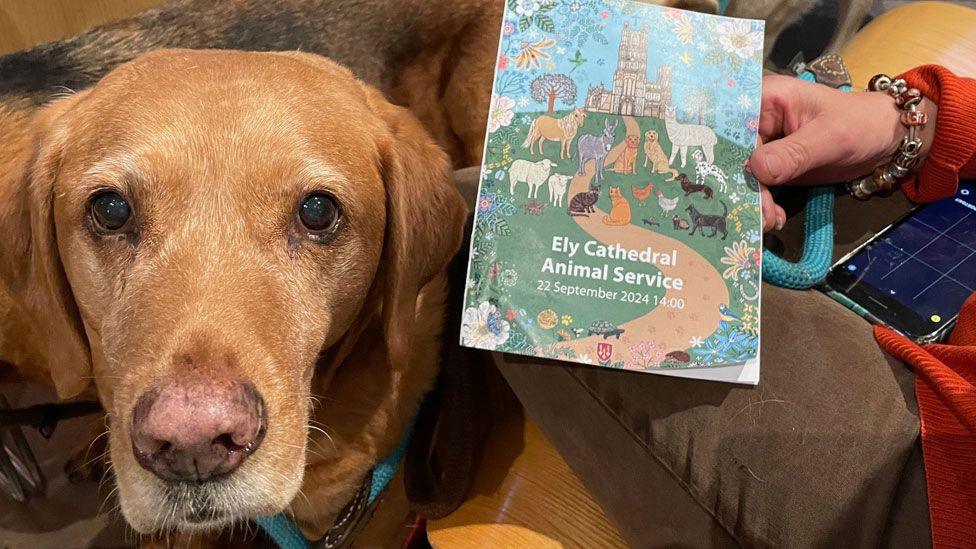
[588,320,625,340]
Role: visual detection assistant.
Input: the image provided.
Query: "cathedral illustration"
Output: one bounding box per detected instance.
[585,23,672,117]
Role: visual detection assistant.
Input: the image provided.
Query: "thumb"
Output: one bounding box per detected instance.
[750,119,848,186]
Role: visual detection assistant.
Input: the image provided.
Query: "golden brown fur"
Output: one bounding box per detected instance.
[642,130,679,181]
[0,49,467,537]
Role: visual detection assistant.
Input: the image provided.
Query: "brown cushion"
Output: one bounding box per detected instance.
[453,168,931,548]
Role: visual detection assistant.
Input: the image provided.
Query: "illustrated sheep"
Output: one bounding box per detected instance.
[546,173,573,207]
[509,158,557,199]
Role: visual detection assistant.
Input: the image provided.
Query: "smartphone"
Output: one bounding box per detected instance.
[823,181,975,343]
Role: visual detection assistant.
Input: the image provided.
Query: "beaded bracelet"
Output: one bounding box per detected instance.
[847,74,928,200]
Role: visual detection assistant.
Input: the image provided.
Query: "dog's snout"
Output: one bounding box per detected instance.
[131,378,266,482]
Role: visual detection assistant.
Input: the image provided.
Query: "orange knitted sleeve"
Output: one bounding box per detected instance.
[899,65,976,202]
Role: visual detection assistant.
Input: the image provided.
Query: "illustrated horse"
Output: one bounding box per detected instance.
[522,108,586,159]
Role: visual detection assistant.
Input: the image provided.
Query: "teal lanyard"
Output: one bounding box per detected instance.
[761,70,849,289]
[254,416,416,549]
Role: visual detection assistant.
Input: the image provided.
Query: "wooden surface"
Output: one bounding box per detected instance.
[0,0,164,54]
[427,410,627,549]
[843,1,976,87]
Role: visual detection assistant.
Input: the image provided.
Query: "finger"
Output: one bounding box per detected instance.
[750,118,851,186]
[774,202,786,231]
[760,185,777,232]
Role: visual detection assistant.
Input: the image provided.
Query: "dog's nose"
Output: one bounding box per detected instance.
[130,379,266,482]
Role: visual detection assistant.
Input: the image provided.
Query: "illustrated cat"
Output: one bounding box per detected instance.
[567,185,601,217]
[602,186,632,226]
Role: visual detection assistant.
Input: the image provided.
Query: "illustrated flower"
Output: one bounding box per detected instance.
[477,193,497,214]
[568,0,582,13]
[721,240,758,280]
[506,309,518,320]
[487,94,516,133]
[729,192,739,204]
[556,46,566,55]
[461,302,511,350]
[599,10,609,19]
[500,269,519,287]
[746,115,760,132]
[716,20,763,60]
[494,169,507,181]
[627,341,664,370]
[745,228,761,244]
[741,303,759,334]
[514,0,542,18]
[689,336,705,348]
[517,96,530,107]
[497,55,509,71]
[502,21,516,36]
[737,94,752,109]
[537,308,559,329]
[673,14,693,44]
[515,37,556,70]
[577,353,594,364]
[561,314,573,325]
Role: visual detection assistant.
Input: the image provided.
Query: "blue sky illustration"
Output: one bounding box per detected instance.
[492,0,765,148]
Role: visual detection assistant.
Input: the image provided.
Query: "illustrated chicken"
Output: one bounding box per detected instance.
[655,190,680,216]
[631,182,653,206]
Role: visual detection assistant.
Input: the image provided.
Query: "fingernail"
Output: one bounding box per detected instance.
[764,153,783,183]
[775,217,786,231]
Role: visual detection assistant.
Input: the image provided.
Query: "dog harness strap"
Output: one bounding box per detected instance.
[256,414,418,549]
[760,55,851,289]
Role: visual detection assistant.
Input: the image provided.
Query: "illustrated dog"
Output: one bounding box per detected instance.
[613,134,640,175]
[642,130,679,181]
[678,172,714,199]
[686,202,730,239]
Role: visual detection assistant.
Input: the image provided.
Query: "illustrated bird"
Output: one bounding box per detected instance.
[631,182,653,205]
[718,303,741,323]
[655,190,680,217]
[569,50,587,72]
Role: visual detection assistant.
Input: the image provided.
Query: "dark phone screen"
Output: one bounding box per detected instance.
[828,182,975,338]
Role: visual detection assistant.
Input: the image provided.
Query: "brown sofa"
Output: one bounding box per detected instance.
[454,166,931,548]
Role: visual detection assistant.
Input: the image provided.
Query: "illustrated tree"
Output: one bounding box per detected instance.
[684,85,716,125]
[531,74,577,113]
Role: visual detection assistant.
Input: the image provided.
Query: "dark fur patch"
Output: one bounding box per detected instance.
[0,0,448,106]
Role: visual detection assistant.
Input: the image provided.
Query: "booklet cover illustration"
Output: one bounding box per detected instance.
[462,0,764,382]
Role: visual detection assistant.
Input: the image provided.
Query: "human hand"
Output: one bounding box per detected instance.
[750,75,936,231]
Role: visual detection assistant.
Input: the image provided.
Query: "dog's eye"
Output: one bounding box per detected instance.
[90,191,132,232]
[298,192,341,234]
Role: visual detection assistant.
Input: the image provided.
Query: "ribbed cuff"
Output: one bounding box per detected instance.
[898,65,976,203]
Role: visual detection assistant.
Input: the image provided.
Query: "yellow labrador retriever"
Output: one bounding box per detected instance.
[0,49,466,538]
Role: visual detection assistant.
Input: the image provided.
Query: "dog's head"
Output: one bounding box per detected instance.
[645,130,658,144]
[0,50,466,532]
[626,135,640,147]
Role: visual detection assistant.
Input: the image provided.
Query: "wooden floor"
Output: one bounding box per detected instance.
[428,409,627,548]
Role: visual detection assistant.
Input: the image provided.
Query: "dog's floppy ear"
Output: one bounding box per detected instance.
[360,85,469,370]
[0,93,93,399]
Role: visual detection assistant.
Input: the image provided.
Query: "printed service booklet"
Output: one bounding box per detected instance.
[461,1,764,384]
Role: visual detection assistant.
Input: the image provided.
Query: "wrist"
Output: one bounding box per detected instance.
[915,97,937,170]
[849,75,933,199]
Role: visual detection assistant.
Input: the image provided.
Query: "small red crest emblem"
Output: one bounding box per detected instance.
[596,342,613,362]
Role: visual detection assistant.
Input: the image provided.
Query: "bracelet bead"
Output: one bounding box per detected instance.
[895,88,922,107]
[868,74,892,91]
[900,110,927,127]
[848,73,928,200]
